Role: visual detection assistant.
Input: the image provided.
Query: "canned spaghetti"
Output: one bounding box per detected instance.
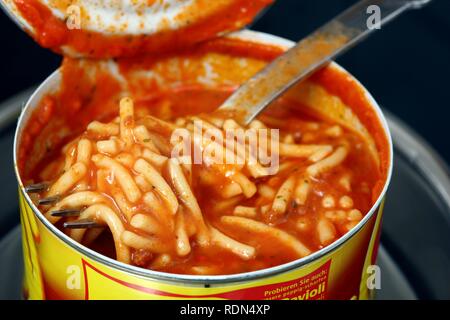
[14,30,392,300]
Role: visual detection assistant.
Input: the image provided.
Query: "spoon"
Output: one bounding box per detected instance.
[218,0,432,126]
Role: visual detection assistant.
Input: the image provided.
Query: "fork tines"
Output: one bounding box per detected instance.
[25,182,49,193]
[50,209,81,217]
[64,219,102,229]
[38,196,60,206]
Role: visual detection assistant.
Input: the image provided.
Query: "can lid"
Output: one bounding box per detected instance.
[3,0,273,58]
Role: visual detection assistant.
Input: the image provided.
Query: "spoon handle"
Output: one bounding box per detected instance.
[218,0,431,125]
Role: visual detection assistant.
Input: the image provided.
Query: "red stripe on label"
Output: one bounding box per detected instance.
[81,259,331,300]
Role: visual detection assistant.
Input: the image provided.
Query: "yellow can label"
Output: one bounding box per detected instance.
[20,190,383,300]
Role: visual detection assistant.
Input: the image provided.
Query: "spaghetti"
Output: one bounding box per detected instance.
[32,96,378,275]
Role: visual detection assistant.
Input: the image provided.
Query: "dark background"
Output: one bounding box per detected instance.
[0,0,449,163]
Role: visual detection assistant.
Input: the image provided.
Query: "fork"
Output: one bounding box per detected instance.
[24,0,432,229]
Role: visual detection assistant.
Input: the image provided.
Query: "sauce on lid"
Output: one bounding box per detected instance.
[6,0,273,58]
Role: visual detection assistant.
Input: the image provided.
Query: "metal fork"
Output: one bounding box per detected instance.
[218,0,432,125]
[25,182,100,228]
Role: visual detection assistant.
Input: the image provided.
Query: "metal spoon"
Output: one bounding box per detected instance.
[218,0,432,126]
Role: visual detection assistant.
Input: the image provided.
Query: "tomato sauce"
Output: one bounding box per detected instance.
[18,36,389,275]
[13,0,273,58]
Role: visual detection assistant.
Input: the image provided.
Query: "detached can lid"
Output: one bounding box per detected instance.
[2,0,273,58]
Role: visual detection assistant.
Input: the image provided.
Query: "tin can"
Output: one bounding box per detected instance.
[14,30,393,300]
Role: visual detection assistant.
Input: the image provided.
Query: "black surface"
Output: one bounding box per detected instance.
[0,227,23,300]
[0,122,19,237]
[382,150,450,299]
[1,0,449,163]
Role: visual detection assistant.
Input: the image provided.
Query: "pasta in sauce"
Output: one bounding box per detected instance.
[28,91,379,276]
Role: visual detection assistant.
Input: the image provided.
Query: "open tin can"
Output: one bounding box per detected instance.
[14,30,393,300]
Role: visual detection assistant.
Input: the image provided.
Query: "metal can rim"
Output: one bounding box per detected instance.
[13,29,394,285]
